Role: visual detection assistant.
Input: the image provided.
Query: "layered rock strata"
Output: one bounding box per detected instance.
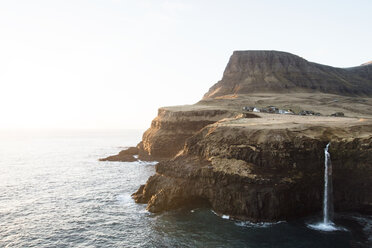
[102,51,372,162]
[204,51,372,99]
[101,106,245,161]
[102,50,372,221]
[133,115,372,221]
[138,107,238,160]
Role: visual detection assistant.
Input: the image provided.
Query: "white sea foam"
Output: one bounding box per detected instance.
[210,210,230,220]
[210,210,284,227]
[235,220,285,228]
[116,194,133,204]
[137,160,158,166]
[211,210,228,219]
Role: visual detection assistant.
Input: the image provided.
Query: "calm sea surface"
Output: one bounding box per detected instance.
[0,129,371,247]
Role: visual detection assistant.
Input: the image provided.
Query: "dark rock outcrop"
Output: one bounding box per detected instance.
[203,50,372,99]
[100,147,139,162]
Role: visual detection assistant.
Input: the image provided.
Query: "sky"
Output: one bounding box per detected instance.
[0,0,371,129]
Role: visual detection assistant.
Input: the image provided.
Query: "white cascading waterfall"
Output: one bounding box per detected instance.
[323,142,333,224]
[308,142,344,232]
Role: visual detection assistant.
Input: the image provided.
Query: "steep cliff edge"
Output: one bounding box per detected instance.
[133,115,372,221]
[203,51,372,99]
[102,51,372,162]
[103,50,372,221]
[137,106,242,160]
[101,105,251,161]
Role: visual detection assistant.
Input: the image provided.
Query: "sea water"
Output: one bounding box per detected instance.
[0,129,371,247]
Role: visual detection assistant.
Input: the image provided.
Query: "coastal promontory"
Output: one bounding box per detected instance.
[103,50,372,221]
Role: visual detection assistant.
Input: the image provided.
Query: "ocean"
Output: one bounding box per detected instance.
[0,129,371,247]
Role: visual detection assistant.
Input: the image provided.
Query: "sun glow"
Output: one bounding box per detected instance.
[0,0,371,129]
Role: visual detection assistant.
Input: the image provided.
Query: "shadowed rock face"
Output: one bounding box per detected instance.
[204,50,372,99]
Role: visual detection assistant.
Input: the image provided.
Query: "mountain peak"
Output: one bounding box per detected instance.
[203,51,372,99]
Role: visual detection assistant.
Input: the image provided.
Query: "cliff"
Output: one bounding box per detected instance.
[101,105,247,162]
[102,50,372,221]
[133,115,372,221]
[203,51,372,99]
[102,51,372,162]
[137,106,240,160]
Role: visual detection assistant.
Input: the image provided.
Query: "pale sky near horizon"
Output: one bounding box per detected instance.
[0,0,371,129]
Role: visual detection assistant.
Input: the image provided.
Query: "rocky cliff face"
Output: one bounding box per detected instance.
[102,51,372,162]
[204,51,372,99]
[103,50,372,222]
[133,116,372,221]
[137,107,239,160]
[100,106,242,162]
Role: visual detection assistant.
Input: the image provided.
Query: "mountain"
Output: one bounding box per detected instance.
[203,51,372,99]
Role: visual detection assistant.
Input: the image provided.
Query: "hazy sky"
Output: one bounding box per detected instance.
[1,0,371,129]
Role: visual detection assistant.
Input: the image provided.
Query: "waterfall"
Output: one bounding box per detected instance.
[323,142,333,224]
[308,142,343,231]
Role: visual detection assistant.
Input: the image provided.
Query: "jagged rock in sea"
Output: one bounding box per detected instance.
[100,147,139,162]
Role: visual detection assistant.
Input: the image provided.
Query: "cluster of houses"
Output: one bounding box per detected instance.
[242,106,321,116]
[243,106,294,115]
[243,106,345,117]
